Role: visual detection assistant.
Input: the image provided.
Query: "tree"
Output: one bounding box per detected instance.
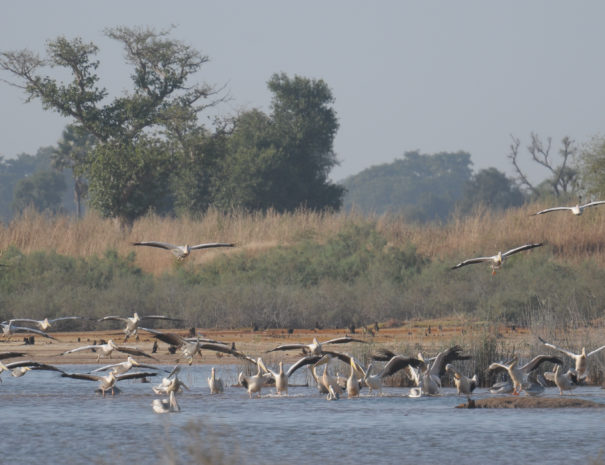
[578,135,605,197]
[52,124,95,218]
[12,170,66,214]
[508,133,579,199]
[458,168,525,214]
[0,27,222,227]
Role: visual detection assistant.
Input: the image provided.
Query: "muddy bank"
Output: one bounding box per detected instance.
[457,397,605,409]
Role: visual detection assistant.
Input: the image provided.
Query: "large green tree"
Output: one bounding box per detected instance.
[12,170,66,214]
[578,135,605,197]
[457,168,525,214]
[0,27,221,227]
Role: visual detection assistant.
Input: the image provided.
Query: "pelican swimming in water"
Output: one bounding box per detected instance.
[488,354,561,395]
[153,366,189,395]
[538,336,605,380]
[1,321,56,340]
[90,356,164,376]
[267,336,367,356]
[239,358,273,398]
[208,367,224,394]
[532,200,605,216]
[264,361,289,395]
[451,243,543,275]
[152,391,181,413]
[98,312,183,341]
[5,316,85,332]
[59,339,157,362]
[133,241,235,260]
[445,364,478,400]
[62,370,158,396]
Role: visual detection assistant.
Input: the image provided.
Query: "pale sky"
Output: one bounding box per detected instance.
[1,1,604,183]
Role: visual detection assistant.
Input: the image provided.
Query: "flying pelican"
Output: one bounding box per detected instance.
[1,321,56,340]
[142,328,256,365]
[532,200,605,216]
[208,367,224,394]
[0,351,26,361]
[451,243,543,275]
[538,336,605,380]
[152,391,181,413]
[90,356,165,376]
[5,316,85,331]
[488,355,561,395]
[59,339,157,362]
[239,358,273,398]
[98,312,183,341]
[132,241,235,260]
[267,336,367,356]
[61,370,158,396]
[445,364,478,400]
[363,355,425,395]
[0,360,65,381]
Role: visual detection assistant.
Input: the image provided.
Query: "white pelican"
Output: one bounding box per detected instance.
[267,336,367,356]
[451,243,543,275]
[0,360,65,380]
[538,336,605,380]
[363,356,425,395]
[264,361,288,395]
[153,367,189,395]
[312,353,366,398]
[59,339,157,362]
[142,328,256,365]
[133,241,235,260]
[152,391,180,413]
[98,312,182,341]
[544,365,579,395]
[488,355,561,395]
[62,370,158,396]
[238,358,273,398]
[532,200,605,216]
[1,321,56,340]
[208,367,224,394]
[6,316,84,331]
[90,356,164,376]
[445,364,478,400]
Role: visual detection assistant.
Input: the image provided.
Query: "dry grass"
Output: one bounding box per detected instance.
[2,201,605,274]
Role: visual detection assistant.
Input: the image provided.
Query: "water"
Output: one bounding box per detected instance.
[1,364,604,465]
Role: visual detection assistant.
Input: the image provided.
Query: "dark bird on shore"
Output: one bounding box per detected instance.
[451,243,543,275]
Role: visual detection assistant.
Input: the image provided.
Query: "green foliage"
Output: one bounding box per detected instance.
[342,150,473,221]
[12,170,67,215]
[579,135,605,197]
[457,168,525,214]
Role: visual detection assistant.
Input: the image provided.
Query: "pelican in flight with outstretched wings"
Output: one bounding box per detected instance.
[1,321,56,340]
[98,312,183,341]
[451,243,543,275]
[532,199,605,216]
[538,336,605,380]
[6,316,85,332]
[133,241,235,260]
[267,336,367,356]
[61,370,158,396]
[59,339,157,362]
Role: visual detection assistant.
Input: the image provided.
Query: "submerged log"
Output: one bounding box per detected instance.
[456,397,605,409]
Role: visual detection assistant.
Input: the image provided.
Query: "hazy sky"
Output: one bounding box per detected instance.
[1,1,604,183]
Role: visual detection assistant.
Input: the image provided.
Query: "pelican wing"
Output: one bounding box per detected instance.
[521,355,562,373]
[190,242,235,250]
[115,346,158,360]
[49,316,85,323]
[322,350,355,365]
[502,243,543,257]
[9,325,56,339]
[60,344,102,355]
[371,348,397,362]
[322,336,367,345]
[61,372,102,381]
[451,257,494,269]
[0,351,25,361]
[429,345,471,377]
[533,207,572,215]
[487,362,509,374]
[133,241,178,250]
[582,200,605,209]
[537,336,578,358]
[199,342,257,364]
[286,355,323,377]
[140,315,183,321]
[587,345,605,358]
[266,343,306,352]
[381,356,423,378]
[141,328,185,347]
[7,318,42,326]
[6,361,65,373]
[97,316,129,323]
[115,371,158,381]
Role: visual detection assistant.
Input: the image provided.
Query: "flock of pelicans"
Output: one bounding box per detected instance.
[1,198,605,413]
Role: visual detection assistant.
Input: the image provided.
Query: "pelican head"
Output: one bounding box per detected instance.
[128,356,140,366]
[40,318,51,330]
[108,340,118,349]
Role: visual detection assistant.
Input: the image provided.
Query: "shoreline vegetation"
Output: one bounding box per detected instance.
[1,202,605,385]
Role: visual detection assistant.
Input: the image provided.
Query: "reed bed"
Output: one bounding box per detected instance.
[2,202,605,274]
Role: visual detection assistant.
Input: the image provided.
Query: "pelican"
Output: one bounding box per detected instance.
[5,316,84,331]
[90,356,164,375]
[142,328,256,365]
[364,356,425,395]
[238,358,273,398]
[544,365,579,395]
[445,364,478,400]
[538,336,605,380]
[267,336,367,356]
[264,361,288,395]
[208,367,224,394]
[0,351,26,361]
[153,367,189,395]
[1,321,56,340]
[313,358,345,399]
[132,241,235,260]
[488,355,561,395]
[532,200,605,216]
[62,370,158,396]
[152,391,180,413]
[98,312,182,341]
[59,339,157,362]
[0,360,65,380]
[451,243,543,275]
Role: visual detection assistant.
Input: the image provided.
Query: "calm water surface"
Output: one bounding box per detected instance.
[1,364,604,465]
